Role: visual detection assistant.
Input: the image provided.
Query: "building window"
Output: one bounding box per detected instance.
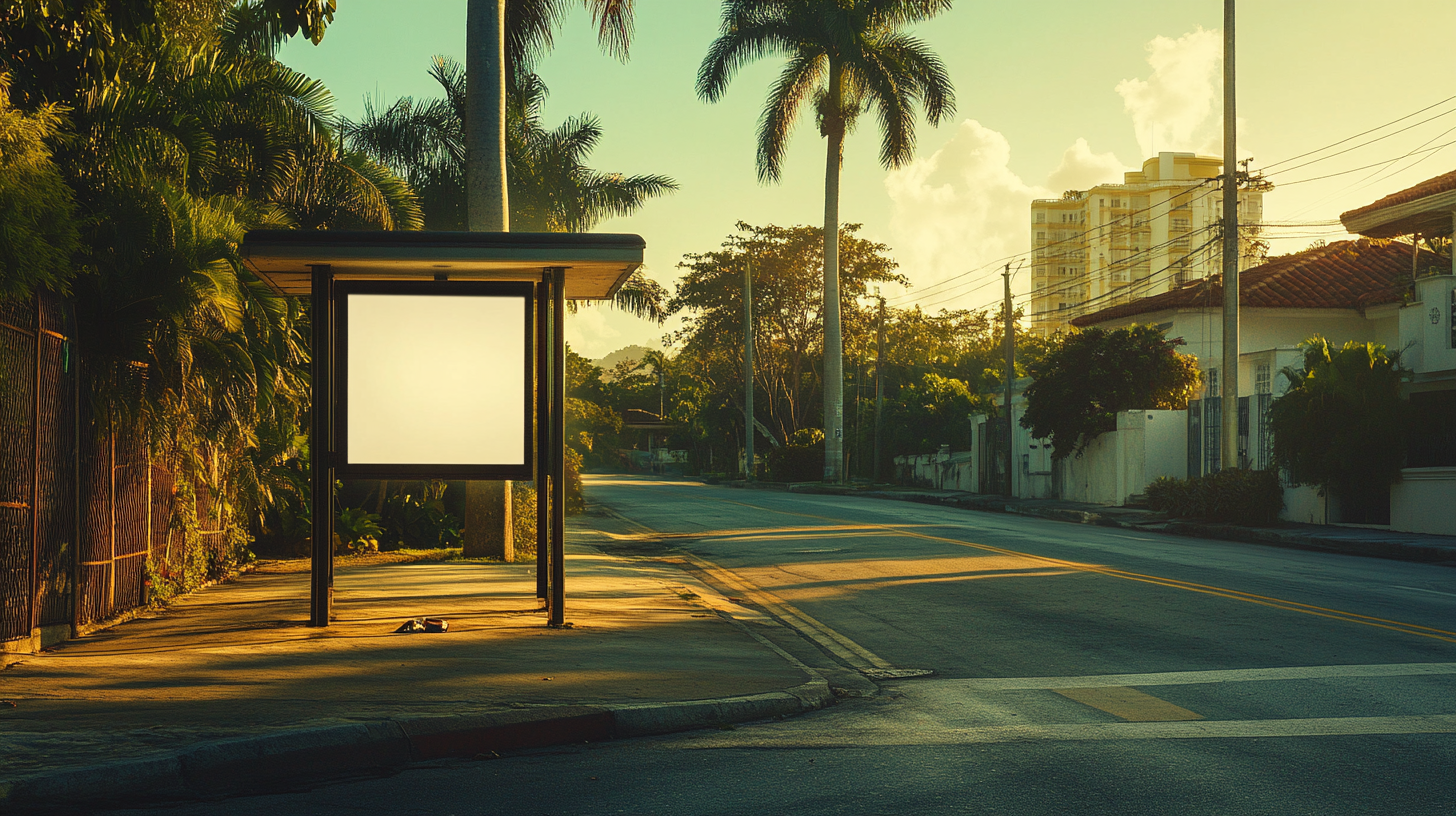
[1205,368,1219,398]
[1035,212,1045,223]
[1256,364,1271,394]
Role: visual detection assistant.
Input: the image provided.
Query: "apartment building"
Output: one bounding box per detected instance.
[1029,152,1266,336]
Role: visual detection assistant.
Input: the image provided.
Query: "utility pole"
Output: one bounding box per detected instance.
[657,370,665,473]
[1002,264,1015,499]
[1221,0,1240,472]
[743,254,755,480]
[873,292,886,483]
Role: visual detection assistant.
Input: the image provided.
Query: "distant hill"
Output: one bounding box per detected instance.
[593,344,656,380]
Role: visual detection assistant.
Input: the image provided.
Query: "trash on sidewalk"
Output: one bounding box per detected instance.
[394,617,449,633]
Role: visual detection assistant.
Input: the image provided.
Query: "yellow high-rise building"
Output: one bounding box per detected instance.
[1029,152,1266,336]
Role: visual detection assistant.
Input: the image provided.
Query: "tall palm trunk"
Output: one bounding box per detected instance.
[466,0,509,231]
[821,63,844,483]
[464,0,511,558]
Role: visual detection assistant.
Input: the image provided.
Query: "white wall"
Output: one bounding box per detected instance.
[1055,410,1188,506]
[1408,274,1456,377]
[1280,484,1327,525]
[1391,467,1456,536]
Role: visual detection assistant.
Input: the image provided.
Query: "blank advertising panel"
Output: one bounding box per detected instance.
[337,282,533,479]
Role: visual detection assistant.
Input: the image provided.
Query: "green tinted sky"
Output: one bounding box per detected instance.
[282,0,1456,356]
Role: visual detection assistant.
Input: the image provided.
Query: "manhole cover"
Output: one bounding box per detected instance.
[861,668,935,680]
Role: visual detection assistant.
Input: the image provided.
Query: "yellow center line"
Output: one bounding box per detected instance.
[1055,686,1204,722]
[635,490,1456,645]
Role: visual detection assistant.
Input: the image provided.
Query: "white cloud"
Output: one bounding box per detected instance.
[1116,28,1226,158]
[1046,138,1129,193]
[884,119,1048,308]
[563,305,622,359]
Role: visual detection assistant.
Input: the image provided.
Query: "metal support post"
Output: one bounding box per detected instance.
[309,264,334,627]
[536,273,550,601]
[549,267,566,626]
[28,297,41,640]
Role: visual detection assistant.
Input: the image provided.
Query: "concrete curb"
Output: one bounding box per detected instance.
[0,681,833,813]
[773,483,1456,565]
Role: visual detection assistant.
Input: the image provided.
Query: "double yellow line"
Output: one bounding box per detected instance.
[700,493,1456,645]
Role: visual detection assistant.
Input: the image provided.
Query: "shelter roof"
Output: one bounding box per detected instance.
[1072,239,1430,327]
[1340,169,1456,238]
[241,230,644,299]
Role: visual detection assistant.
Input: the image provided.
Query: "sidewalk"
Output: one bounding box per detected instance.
[741,481,1456,565]
[0,512,830,812]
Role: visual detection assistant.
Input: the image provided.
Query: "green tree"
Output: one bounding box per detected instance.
[1020,326,1202,461]
[883,372,986,456]
[697,0,956,481]
[669,222,906,443]
[4,2,409,576]
[0,76,78,299]
[1268,336,1409,524]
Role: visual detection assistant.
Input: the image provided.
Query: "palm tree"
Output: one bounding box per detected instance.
[347,58,674,320]
[697,0,955,481]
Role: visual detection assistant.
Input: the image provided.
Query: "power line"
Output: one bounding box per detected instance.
[923,223,1219,315]
[1273,138,1456,187]
[1258,93,1456,172]
[889,179,1220,307]
[1029,233,1224,320]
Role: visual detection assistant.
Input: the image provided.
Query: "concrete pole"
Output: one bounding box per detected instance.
[873,295,885,483]
[1003,264,1015,498]
[744,255,755,480]
[1220,0,1241,472]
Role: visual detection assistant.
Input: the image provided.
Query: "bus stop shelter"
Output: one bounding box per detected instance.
[240,230,645,627]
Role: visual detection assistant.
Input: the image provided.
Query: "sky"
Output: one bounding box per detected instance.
[281,0,1456,359]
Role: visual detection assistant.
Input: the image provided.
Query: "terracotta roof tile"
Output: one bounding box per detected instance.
[1341,169,1456,222]
[1071,239,1434,327]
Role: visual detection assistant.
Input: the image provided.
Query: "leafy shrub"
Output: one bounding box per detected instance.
[1268,336,1408,524]
[334,507,383,555]
[378,480,462,550]
[1022,326,1202,461]
[766,428,824,482]
[1147,470,1283,524]
[1146,476,1195,517]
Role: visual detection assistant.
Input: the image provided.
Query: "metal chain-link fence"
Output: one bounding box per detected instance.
[2,292,235,648]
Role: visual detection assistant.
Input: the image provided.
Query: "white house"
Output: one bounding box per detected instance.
[1341,170,1456,536]
[919,236,1452,535]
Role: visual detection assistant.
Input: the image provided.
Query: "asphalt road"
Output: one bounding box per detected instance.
[115,476,1456,815]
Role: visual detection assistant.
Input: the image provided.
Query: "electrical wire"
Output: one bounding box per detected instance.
[920,222,1218,316]
[1258,93,1456,172]
[887,179,1220,306]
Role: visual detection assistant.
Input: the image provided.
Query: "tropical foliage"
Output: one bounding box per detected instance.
[559,222,1045,481]
[346,56,674,320]
[697,0,956,480]
[1146,470,1283,525]
[0,1,417,590]
[0,78,78,299]
[1268,336,1409,524]
[1020,325,1202,461]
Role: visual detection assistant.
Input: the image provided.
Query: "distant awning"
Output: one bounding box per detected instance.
[1341,169,1456,238]
[241,230,645,299]
[623,408,672,430]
